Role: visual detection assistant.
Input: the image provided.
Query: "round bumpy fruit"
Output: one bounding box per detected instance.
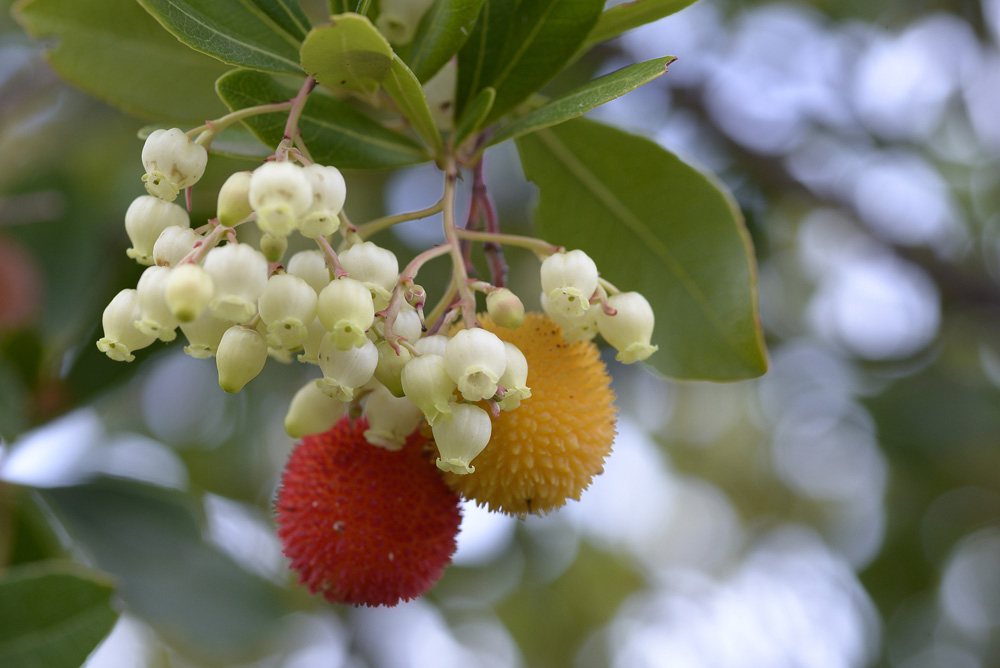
[275,416,462,606]
[442,313,617,516]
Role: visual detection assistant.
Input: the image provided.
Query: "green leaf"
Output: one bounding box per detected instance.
[517,118,767,380]
[489,56,674,147]
[139,124,269,159]
[404,0,485,83]
[453,86,494,148]
[585,0,700,49]
[382,56,443,155]
[12,0,230,123]
[0,561,118,668]
[216,69,428,169]
[135,0,308,74]
[328,0,352,13]
[300,13,393,98]
[456,0,605,124]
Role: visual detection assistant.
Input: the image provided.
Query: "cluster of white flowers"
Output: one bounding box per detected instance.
[99,128,659,477]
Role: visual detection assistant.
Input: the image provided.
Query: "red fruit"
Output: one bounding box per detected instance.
[275,416,462,606]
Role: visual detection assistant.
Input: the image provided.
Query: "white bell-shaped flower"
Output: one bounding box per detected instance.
[541,291,599,343]
[401,353,456,424]
[96,289,157,362]
[165,263,214,323]
[298,164,346,239]
[141,128,208,202]
[372,305,422,344]
[414,334,449,357]
[216,325,268,393]
[287,249,331,294]
[202,244,268,324]
[376,0,435,44]
[339,242,399,311]
[373,340,412,397]
[422,57,457,130]
[217,171,253,227]
[431,403,492,475]
[317,335,378,401]
[284,379,347,438]
[249,161,312,237]
[497,342,531,411]
[125,195,190,265]
[297,316,327,364]
[317,276,375,350]
[444,327,507,402]
[540,249,599,318]
[486,288,524,329]
[594,291,658,363]
[258,273,318,350]
[135,265,179,341]
[363,384,423,450]
[152,226,199,267]
[179,309,232,358]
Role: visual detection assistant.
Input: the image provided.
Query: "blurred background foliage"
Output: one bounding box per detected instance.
[3,0,1000,666]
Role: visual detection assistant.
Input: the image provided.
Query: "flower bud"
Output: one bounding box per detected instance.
[339,242,399,311]
[258,273,318,350]
[497,342,531,411]
[317,335,378,401]
[298,164,346,239]
[179,309,232,358]
[431,403,492,475]
[202,244,268,324]
[297,316,327,364]
[540,249,599,318]
[249,162,312,237]
[444,327,507,402]
[363,384,423,450]
[401,353,456,424]
[141,128,208,201]
[96,289,157,362]
[594,291,658,363]
[135,265,179,341]
[217,171,253,227]
[259,233,287,263]
[153,226,199,267]
[414,334,449,357]
[486,288,524,329]
[165,263,214,323]
[284,379,347,438]
[216,325,268,393]
[287,249,331,294]
[541,291,599,343]
[374,340,412,397]
[317,277,375,350]
[125,195,190,265]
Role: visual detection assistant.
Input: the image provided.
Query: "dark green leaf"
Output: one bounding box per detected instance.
[489,56,674,147]
[216,69,428,169]
[404,0,484,83]
[453,86,494,148]
[41,479,288,662]
[135,0,307,73]
[328,0,352,13]
[0,561,118,668]
[12,0,230,123]
[456,0,604,124]
[300,13,393,98]
[382,56,443,155]
[517,118,767,380]
[585,0,700,49]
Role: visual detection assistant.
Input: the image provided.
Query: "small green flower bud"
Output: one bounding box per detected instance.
[317,335,379,401]
[141,128,208,201]
[339,242,399,311]
[249,162,312,237]
[135,265,179,341]
[96,289,157,362]
[486,288,524,329]
[401,353,456,425]
[125,195,190,265]
[259,233,287,263]
[217,171,253,227]
[258,273,318,350]
[298,164,345,239]
[540,249,599,318]
[374,339,412,397]
[202,244,268,324]
[431,403,492,475]
[594,291,658,364]
[284,379,347,438]
[444,327,507,402]
[317,277,375,350]
[497,342,531,411]
[153,226,199,267]
[287,249,331,294]
[165,263,214,323]
[216,325,268,393]
[363,384,423,450]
